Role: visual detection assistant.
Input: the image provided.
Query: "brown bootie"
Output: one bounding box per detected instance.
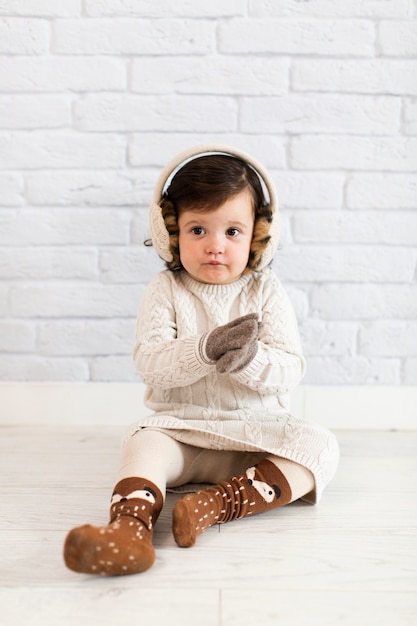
[64,477,163,576]
[172,459,292,548]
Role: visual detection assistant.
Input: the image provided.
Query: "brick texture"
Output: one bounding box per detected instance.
[0,2,416,384]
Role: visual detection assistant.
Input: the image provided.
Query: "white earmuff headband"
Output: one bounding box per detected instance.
[149,144,279,269]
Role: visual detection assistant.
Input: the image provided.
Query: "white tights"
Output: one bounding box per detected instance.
[118,429,315,503]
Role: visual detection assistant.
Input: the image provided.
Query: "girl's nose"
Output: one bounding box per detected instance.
[205,234,224,255]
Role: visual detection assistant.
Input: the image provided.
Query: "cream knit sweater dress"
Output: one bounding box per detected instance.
[129,268,339,503]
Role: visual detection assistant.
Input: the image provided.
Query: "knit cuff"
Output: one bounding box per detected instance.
[197,333,216,366]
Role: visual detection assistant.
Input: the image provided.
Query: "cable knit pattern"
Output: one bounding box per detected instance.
[130,268,339,502]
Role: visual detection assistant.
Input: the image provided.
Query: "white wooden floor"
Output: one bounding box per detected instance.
[1,425,416,626]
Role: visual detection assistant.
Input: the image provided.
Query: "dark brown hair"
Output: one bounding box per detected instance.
[152,154,272,272]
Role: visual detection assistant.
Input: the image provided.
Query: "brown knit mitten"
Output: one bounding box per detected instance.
[64,477,163,576]
[203,313,260,373]
[172,459,292,548]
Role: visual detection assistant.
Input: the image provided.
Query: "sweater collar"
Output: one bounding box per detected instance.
[177,270,252,297]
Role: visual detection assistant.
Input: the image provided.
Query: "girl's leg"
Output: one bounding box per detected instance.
[172,453,315,548]
[117,428,195,490]
[64,430,194,576]
[269,456,315,502]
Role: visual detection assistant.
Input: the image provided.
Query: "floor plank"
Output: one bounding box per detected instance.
[0,587,220,626]
[222,589,417,626]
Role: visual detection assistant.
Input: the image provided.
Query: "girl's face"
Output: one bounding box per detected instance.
[178,190,254,285]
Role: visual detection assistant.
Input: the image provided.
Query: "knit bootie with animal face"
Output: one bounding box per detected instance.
[64,477,163,576]
[172,459,292,548]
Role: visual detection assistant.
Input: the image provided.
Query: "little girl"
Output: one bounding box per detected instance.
[64,144,339,576]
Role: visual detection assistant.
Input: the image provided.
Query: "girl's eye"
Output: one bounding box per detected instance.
[191,226,205,235]
[226,228,240,237]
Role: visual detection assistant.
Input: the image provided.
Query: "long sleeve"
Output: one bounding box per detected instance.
[232,272,306,395]
[133,272,212,389]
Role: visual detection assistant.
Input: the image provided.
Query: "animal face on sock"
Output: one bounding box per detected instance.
[245,466,281,503]
[111,483,158,506]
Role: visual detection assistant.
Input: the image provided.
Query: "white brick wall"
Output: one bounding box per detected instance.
[0,1,416,385]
